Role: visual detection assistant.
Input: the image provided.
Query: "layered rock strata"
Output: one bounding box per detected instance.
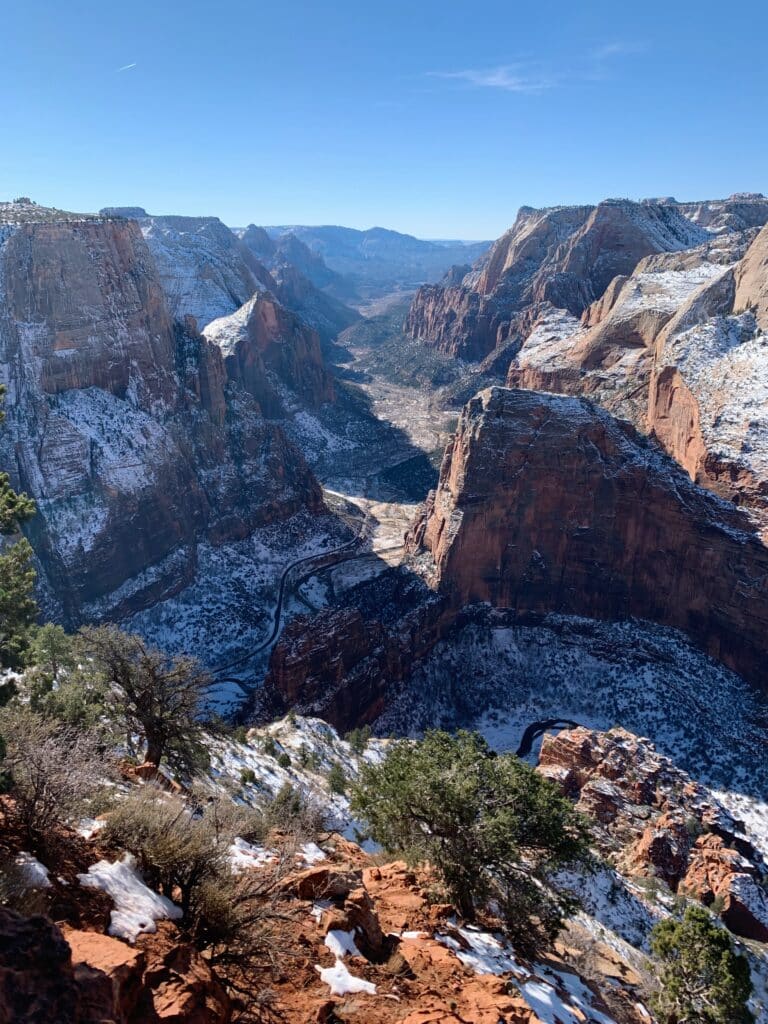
[406,199,712,361]
[0,205,323,623]
[406,387,768,690]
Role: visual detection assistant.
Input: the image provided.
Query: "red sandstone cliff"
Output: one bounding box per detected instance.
[406,199,710,361]
[646,223,768,531]
[203,292,335,416]
[406,387,768,691]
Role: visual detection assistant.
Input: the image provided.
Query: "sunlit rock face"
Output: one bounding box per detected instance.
[406,386,768,691]
[406,198,715,361]
[0,204,322,624]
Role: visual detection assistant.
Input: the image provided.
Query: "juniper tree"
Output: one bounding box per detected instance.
[78,625,210,774]
[0,385,37,667]
[351,729,588,950]
[650,905,753,1024]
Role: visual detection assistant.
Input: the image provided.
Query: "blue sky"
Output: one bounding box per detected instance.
[2,0,766,239]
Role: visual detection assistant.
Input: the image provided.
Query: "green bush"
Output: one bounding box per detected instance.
[104,787,263,919]
[0,387,37,668]
[350,729,588,951]
[345,725,372,755]
[327,760,347,796]
[264,782,325,838]
[240,768,257,786]
[650,905,753,1023]
[277,752,291,769]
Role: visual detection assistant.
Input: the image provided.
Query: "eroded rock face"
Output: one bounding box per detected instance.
[102,210,275,330]
[672,192,768,233]
[0,908,80,1024]
[262,572,446,730]
[406,199,710,361]
[495,221,768,531]
[0,207,323,624]
[506,233,750,425]
[0,910,231,1024]
[538,727,768,941]
[203,293,335,415]
[406,387,768,690]
[647,224,768,530]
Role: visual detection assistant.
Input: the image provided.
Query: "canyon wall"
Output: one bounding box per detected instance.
[406,387,768,690]
[0,204,323,624]
[406,199,711,361]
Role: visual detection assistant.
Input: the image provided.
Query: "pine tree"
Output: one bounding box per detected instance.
[0,385,37,667]
[650,905,753,1024]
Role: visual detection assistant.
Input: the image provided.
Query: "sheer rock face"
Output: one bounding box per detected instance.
[506,234,749,425]
[203,293,336,416]
[499,222,768,532]
[103,210,275,331]
[0,212,322,624]
[406,387,768,690]
[406,199,710,361]
[262,571,448,731]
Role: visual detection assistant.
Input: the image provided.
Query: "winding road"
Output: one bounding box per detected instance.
[210,467,403,689]
[515,719,580,758]
[211,529,366,686]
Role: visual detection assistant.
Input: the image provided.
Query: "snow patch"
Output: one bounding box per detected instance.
[314,959,376,996]
[77,853,182,943]
[15,852,52,889]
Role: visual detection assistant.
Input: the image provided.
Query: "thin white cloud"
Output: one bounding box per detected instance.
[117,63,137,73]
[591,42,644,59]
[428,43,643,95]
[427,64,556,94]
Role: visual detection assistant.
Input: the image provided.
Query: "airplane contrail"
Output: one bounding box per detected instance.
[117,63,137,72]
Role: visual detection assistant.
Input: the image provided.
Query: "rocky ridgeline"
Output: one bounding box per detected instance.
[407,193,768,530]
[505,221,768,532]
[264,386,768,729]
[405,196,736,361]
[102,209,359,344]
[1,716,765,1022]
[0,205,332,624]
[238,225,361,337]
[539,727,768,942]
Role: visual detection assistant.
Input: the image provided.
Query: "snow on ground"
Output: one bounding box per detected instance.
[229,838,277,873]
[77,818,107,840]
[78,853,182,943]
[125,511,349,675]
[554,865,667,953]
[204,715,389,831]
[437,924,524,976]
[15,852,52,889]
[374,614,768,853]
[315,959,376,996]
[437,922,621,1023]
[325,929,362,958]
[663,310,768,482]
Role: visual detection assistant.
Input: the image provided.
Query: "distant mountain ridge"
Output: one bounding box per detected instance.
[262,223,491,298]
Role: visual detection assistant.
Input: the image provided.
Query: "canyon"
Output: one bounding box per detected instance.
[2,188,768,1022]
